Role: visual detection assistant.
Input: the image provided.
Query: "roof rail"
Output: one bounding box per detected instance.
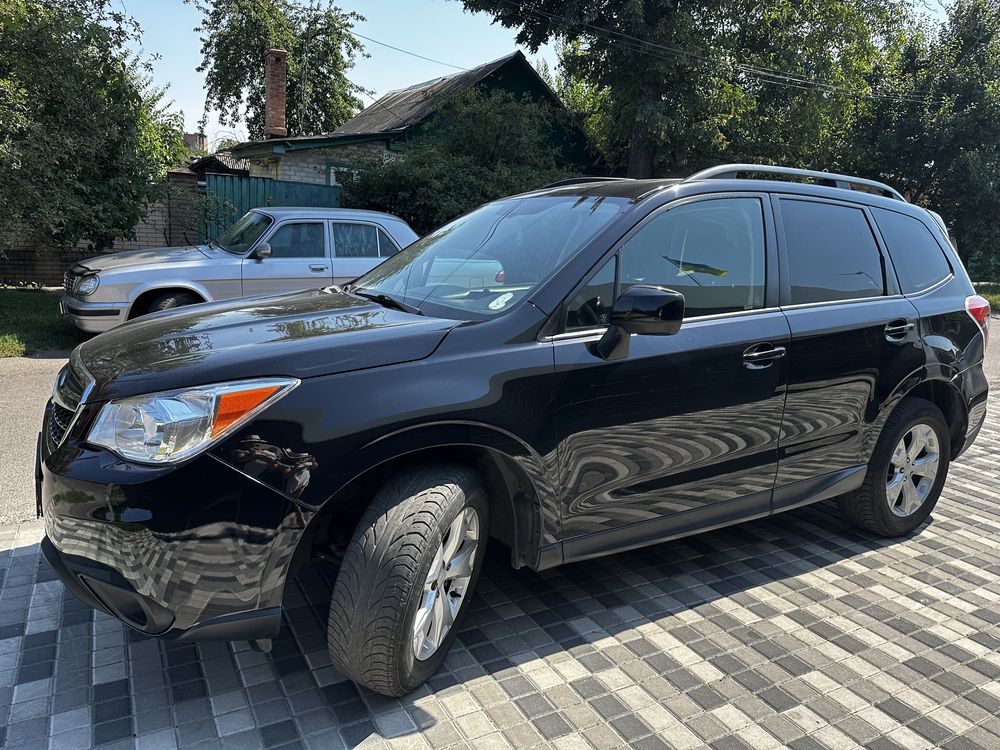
[543,176,628,189]
[686,164,906,202]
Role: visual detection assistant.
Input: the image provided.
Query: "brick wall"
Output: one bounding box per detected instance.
[247,141,395,186]
[0,173,203,286]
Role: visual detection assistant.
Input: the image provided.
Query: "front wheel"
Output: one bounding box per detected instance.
[327,464,488,696]
[838,397,950,536]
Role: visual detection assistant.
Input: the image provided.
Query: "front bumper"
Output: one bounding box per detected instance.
[60,295,128,333]
[37,435,313,641]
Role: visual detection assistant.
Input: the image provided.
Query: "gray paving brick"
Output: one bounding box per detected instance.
[2,395,1000,748]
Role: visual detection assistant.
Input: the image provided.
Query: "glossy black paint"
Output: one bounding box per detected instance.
[38,176,989,642]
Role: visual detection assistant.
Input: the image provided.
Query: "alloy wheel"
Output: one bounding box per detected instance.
[412,506,480,661]
[886,423,940,517]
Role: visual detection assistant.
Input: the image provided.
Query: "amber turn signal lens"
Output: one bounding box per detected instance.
[212,385,281,437]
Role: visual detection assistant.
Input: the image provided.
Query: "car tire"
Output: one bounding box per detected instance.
[327,464,489,697]
[838,397,950,537]
[145,291,201,316]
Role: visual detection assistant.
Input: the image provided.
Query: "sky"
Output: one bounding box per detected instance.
[120,0,556,149]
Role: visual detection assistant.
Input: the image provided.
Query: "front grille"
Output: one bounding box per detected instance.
[46,400,76,449]
[63,269,77,295]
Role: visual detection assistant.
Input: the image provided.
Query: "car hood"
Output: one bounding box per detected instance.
[75,245,209,273]
[75,289,460,401]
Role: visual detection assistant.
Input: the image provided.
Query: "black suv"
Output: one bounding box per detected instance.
[37,165,990,696]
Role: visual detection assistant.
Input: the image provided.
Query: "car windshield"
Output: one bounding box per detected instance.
[213,211,273,255]
[351,195,629,319]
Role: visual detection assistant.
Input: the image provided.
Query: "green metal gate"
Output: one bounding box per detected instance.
[202,174,342,241]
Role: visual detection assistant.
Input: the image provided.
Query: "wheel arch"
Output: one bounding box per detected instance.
[126,284,210,319]
[292,424,560,581]
[881,367,968,460]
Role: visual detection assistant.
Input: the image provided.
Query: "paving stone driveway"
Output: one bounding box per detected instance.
[2,398,999,750]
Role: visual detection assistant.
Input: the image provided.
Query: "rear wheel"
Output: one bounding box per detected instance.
[326,464,488,696]
[838,397,950,536]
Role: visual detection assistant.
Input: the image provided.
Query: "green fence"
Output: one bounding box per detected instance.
[202,174,342,241]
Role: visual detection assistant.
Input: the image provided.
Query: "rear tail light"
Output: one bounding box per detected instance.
[966,294,991,349]
[495,270,505,284]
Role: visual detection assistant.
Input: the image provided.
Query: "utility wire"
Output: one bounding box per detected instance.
[352,31,470,71]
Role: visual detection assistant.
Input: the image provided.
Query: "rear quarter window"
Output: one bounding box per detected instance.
[872,207,952,293]
[780,199,885,305]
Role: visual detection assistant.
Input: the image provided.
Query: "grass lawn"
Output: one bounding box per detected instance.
[974,282,1000,312]
[0,288,80,357]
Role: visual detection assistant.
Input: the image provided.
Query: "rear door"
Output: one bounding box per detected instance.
[241,221,332,295]
[554,194,790,557]
[331,221,399,285]
[772,196,925,508]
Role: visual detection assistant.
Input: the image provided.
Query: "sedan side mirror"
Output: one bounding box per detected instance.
[252,243,272,261]
[591,285,685,360]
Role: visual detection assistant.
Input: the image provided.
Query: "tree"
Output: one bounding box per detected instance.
[342,89,572,234]
[843,0,1000,278]
[461,0,904,177]
[0,0,187,253]
[191,0,367,139]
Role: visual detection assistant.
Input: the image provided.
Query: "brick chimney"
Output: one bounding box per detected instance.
[263,48,288,139]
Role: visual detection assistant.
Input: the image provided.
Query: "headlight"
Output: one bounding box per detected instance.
[76,275,99,296]
[88,378,298,464]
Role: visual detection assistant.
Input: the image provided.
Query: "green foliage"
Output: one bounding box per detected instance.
[465,0,905,177]
[843,0,1000,278]
[0,0,187,253]
[191,0,366,139]
[342,89,572,235]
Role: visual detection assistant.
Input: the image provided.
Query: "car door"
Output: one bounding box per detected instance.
[241,221,332,296]
[331,221,398,285]
[553,194,790,560]
[771,196,925,509]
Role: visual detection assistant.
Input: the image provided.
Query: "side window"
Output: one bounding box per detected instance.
[333,223,379,258]
[377,228,400,257]
[781,200,884,304]
[565,256,616,331]
[872,207,952,293]
[265,222,325,259]
[619,197,766,318]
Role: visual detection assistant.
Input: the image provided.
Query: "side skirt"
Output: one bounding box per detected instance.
[771,464,867,513]
[553,464,867,569]
[559,489,771,567]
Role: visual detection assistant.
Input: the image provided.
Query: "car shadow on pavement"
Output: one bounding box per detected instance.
[9,492,988,750]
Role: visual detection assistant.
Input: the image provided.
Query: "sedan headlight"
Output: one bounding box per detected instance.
[88,378,298,464]
[76,275,99,296]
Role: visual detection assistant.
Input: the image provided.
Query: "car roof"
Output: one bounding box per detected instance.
[527,175,940,224]
[253,207,409,222]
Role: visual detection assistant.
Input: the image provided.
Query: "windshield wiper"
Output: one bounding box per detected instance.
[351,288,423,316]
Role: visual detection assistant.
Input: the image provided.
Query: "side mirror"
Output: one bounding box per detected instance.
[252,243,272,260]
[591,285,685,360]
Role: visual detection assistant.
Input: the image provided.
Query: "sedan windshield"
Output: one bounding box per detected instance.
[351,195,629,319]
[214,211,273,255]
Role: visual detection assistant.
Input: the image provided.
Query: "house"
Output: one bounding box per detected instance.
[186,152,250,183]
[229,49,594,187]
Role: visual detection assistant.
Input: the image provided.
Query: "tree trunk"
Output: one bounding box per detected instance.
[627,86,660,178]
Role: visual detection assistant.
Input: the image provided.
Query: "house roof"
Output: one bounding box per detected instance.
[230,50,561,158]
[187,151,251,174]
[333,51,553,136]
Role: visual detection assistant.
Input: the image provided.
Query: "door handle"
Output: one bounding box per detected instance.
[309,264,328,272]
[743,343,786,369]
[885,319,914,341]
